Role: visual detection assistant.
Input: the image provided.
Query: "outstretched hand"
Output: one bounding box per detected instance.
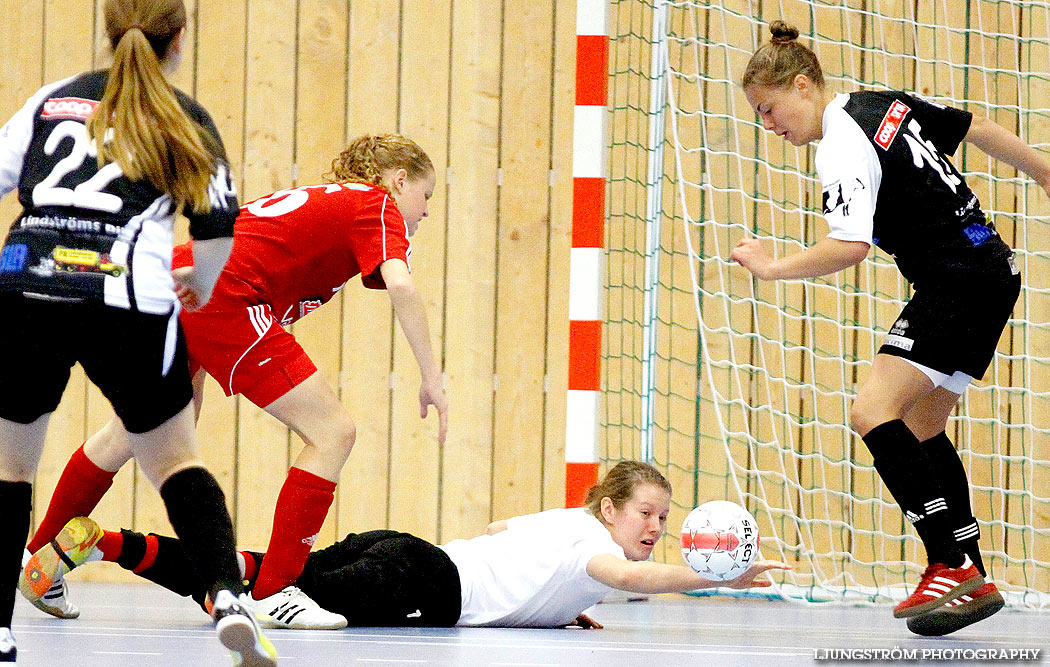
[420,374,448,446]
[724,559,791,589]
[569,613,603,630]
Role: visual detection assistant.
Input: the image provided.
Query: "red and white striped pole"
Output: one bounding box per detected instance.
[565,0,608,508]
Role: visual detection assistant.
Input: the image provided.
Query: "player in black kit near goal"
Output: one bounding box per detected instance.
[731,20,1050,636]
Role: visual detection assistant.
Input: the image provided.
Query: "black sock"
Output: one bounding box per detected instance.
[0,481,32,628]
[115,529,147,571]
[923,431,986,576]
[159,467,242,600]
[862,420,964,567]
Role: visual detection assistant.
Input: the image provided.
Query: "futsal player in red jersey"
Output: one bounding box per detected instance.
[20,134,448,630]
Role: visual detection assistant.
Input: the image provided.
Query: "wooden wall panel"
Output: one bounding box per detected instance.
[491,0,557,522]
[386,0,453,544]
[543,0,576,511]
[0,1,42,238]
[331,1,402,538]
[440,0,501,542]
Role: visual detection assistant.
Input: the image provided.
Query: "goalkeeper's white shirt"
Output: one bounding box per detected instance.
[440,507,625,627]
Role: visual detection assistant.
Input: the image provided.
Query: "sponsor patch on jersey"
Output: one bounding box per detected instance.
[0,244,28,274]
[962,222,995,246]
[41,97,100,120]
[822,177,865,217]
[874,100,910,150]
[883,333,914,351]
[299,298,322,319]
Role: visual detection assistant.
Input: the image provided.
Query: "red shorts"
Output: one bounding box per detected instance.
[174,247,317,408]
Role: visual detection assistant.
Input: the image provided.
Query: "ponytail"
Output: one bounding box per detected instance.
[89,0,217,214]
[741,20,825,90]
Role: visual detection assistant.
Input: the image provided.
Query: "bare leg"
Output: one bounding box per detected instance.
[248,372,354,611]
[903,386,962,442]
[850,354,936,436]
[0,414,49,482]
[263,372,356,482]
[0,414,49,631]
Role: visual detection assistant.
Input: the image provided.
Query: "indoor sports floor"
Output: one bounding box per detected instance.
[9,583,1048,665]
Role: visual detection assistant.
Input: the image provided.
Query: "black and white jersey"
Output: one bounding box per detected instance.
[0,70,237,313]
[817,90,1010,287]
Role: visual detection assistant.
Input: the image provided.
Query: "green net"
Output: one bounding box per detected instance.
[604,0,1050,606]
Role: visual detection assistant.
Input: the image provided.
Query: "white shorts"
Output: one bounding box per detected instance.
[902,358,972,395]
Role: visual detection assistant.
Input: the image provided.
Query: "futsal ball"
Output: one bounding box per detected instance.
[680,500,759,581]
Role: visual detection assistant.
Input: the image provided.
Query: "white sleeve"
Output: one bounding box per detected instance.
[0,95,38,197]
[0,76,79,199]
[505,510,545,531]
[816,106,881,245]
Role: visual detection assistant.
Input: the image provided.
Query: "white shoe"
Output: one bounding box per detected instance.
[212,590,278,666]
[251,586,346,630]
[20,547,80,619]
[21,546,79,621]
[19,516,104,620]
[0,628,15,663]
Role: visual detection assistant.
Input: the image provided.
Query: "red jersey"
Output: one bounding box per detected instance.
[174,182,411,326]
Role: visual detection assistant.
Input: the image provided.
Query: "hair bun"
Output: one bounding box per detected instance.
[769,20,800,44]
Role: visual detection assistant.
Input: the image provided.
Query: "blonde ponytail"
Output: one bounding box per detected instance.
[89,0,217,214]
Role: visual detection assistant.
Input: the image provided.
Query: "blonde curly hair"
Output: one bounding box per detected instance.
[324,134,433,188]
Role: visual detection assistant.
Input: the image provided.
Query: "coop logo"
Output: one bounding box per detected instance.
[874,100,910,150]
[41,97,99,120]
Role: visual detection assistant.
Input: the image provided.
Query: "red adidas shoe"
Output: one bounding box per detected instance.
[893,555,984,618]
[906,582,1005,636]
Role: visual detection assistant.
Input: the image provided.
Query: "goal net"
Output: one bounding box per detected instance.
[603,0,1050,606]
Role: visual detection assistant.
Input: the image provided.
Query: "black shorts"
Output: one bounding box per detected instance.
[878,258,1021,379]
[285,530,462,627]
[0,293,192,433]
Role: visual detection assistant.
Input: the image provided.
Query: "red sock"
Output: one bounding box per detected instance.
[240,551,259,583]
[251,467,335,600]
[97,530,124,561]
[27,444,117,553]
